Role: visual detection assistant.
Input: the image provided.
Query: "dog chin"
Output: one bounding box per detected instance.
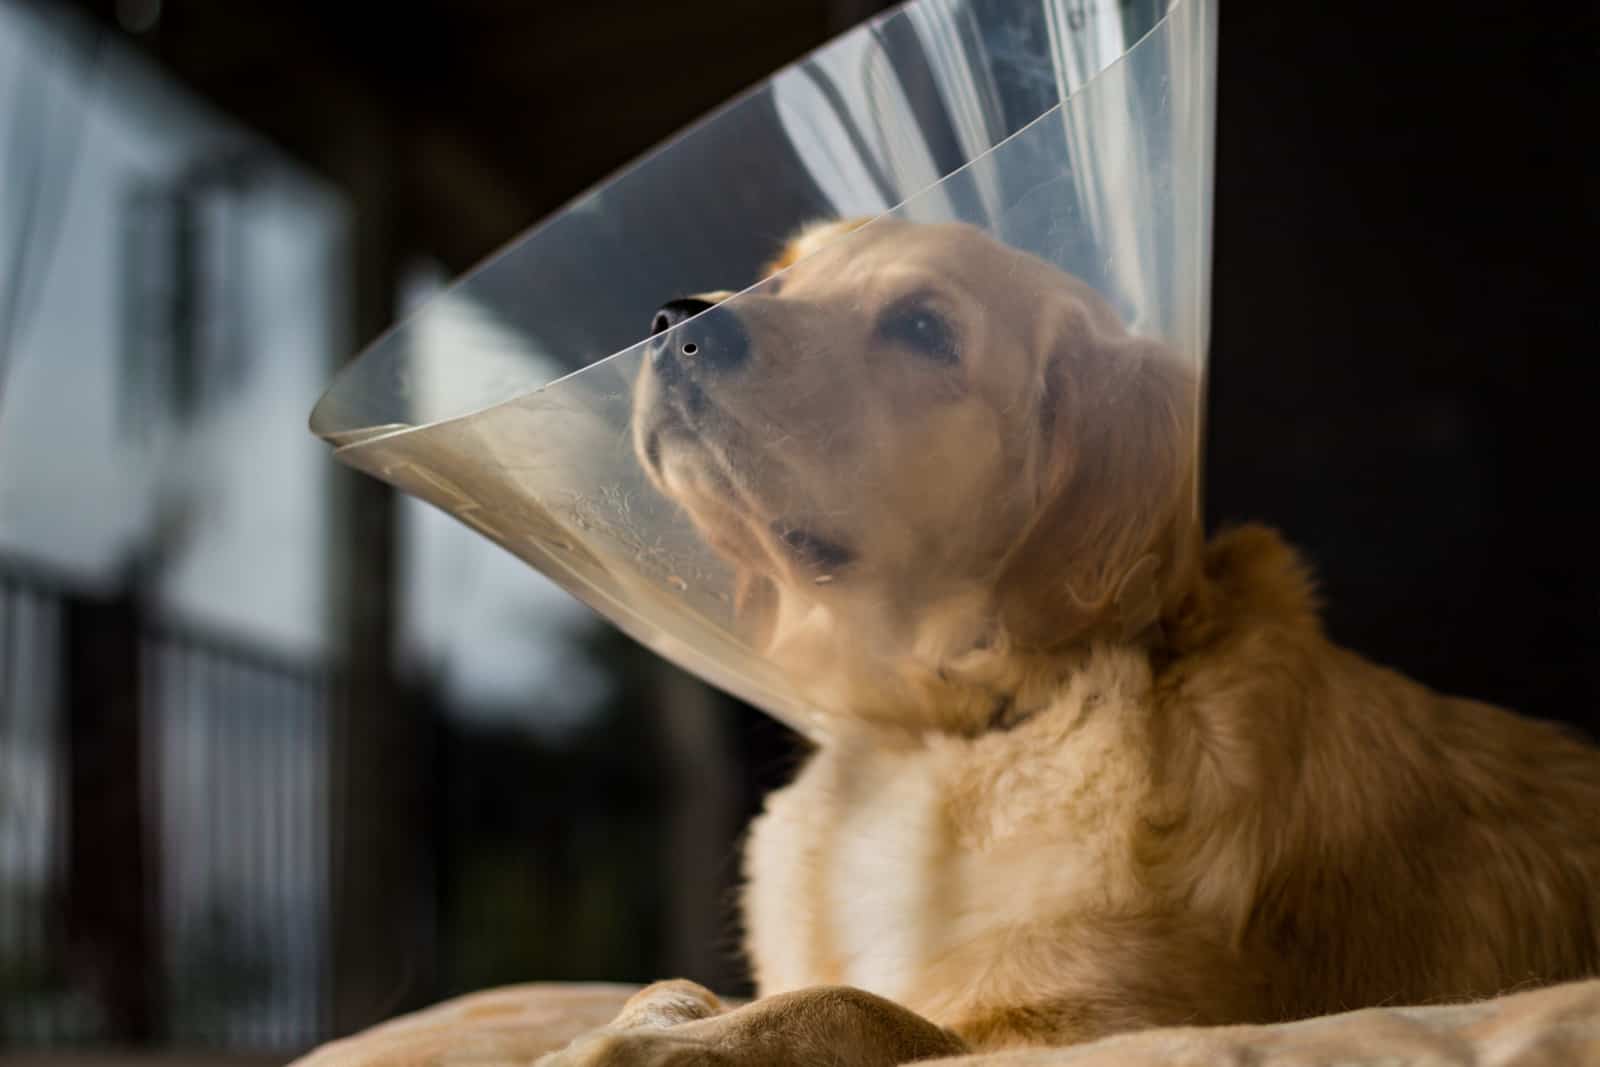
[634,398,700,488]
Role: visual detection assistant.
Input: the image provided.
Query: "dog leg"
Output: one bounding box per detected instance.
[537,984,968,1067]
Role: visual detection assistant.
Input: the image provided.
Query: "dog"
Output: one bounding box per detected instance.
[540,218,1600,1066]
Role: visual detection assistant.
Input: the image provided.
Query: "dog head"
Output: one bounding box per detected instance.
[633,219,1199,732]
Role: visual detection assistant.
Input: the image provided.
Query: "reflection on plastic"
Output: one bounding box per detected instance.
[312,0,1216,739]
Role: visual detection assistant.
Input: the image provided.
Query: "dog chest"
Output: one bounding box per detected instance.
[743,650,1158,1007]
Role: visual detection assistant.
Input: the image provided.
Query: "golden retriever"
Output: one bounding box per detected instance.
[539,218,1600,1066]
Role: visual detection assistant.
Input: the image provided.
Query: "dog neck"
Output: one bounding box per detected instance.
[930,543,1197,735]
[817,527,1316,741]
[928,635,1157,737]
[775,544,1213,740]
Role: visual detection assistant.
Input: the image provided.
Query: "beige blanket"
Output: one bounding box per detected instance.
[292,979,1600,1066]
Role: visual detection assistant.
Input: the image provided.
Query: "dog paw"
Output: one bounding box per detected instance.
[612,979,726,1029]
[534,1027,730,1067]
[533,979,734,1066]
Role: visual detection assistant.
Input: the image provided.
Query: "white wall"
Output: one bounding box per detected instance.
[0,2,346,660]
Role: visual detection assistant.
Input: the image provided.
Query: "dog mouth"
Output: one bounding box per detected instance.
[638,394,710,480]
[771,521,855,574]
[639,425,858,584]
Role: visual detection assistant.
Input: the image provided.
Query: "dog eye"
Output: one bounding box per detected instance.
[772,523,855,571]
[878,303,959,365]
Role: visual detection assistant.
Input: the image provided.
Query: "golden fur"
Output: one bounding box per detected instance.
[539,219,1600,1066]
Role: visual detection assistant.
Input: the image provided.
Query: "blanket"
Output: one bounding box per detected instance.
[292,979,1600,1066]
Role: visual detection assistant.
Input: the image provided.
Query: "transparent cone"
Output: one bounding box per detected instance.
[311,0,1216,740]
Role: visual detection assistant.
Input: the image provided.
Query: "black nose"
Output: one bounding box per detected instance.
[651,297,715,336]
[649,297,750,375]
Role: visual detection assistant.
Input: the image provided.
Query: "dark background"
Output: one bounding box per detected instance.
[0,0,1592,1061]
[1206,5,1594,726]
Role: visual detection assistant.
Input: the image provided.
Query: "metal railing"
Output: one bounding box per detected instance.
[0,564,336,1053]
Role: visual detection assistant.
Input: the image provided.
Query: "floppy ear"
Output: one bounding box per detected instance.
[993,330,1200,651]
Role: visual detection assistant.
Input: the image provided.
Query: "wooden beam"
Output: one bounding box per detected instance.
[63,593,161,1042]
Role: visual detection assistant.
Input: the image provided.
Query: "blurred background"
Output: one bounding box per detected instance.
[0,0,1590,1063]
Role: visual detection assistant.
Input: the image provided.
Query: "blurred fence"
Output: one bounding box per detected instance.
[0,561,336,1053]
[0,555,760,1060]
